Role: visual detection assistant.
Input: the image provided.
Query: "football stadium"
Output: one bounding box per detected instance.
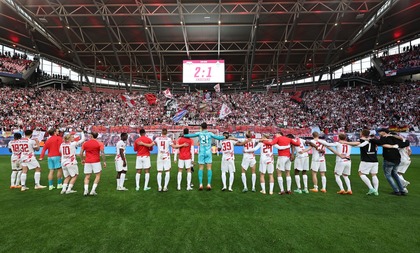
[0,0,419,252]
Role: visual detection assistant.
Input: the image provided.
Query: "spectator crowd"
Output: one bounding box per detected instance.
[0,51,33,75]
[380,44,420,71]
[0,81,418,134]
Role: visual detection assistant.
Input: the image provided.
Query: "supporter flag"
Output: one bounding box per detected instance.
[214,83,221,92]
[120,94,135,107]
[172,109,188,123]
[290,91,304,103]
[219,103,232,119]
[163,88,173,99]
[144,93,157,105]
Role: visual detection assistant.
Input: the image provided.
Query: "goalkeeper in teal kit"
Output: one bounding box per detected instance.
[184,122,225,191]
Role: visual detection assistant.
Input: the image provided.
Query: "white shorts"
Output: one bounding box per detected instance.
[294,156,309,171]
[311,160,326,172]
[397,160,411,174]
[136,156,151,169]
[115,160,128,172]
[63,164,79,177]
[84,162,102,174]
[11,158,21,171]
[241,155,256,170]
[334,161,351,176]
[178,159,192,169]
[21,157,40,170]
[276,156,291,171]
[358,161,378,175]
[221,158,235,173]
[259,159,274,174]
[157,158,171,171]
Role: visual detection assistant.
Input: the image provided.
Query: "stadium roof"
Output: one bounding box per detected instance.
[0,0,419,90]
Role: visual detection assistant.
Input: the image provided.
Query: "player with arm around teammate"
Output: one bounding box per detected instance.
[115,133,129,191]
[79,132,106,196]
[218,132,243,192]
[255,134,291,195]
[59,131,86,194]
[240,131,259,193]
[134,129,154,191]
[263,131,300,195]
[39,128,63,190]
[325,133,353,195]
[20,130,46,191]
[174,128,194,191]
[8,133,23,189]
[291,136,310,194]
[184,122,226,191]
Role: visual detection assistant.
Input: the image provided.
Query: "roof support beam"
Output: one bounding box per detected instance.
[93,0,130,91]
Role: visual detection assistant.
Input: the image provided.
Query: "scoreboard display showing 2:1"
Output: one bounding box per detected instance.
[182,60,225,83]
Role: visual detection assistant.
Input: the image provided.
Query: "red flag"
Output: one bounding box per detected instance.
[145,93,157,105]
[120,95,135,107]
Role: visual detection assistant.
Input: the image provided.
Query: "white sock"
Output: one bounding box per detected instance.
[16,171,22,185]
[277,177,284,192]
[164,171,170,189]
[302,174,308,189]
[360,174,373,189]
[335,175,344,191]
[187,172,192,188]
[62,183,68,192]
[344,176,351,191]
[321,176,327,190]
[91,183,98,192]
[120,173,126,188]
[221,173,227,188]
[144,173,150,189]
[157,173,162,189]
[84,184,89,192]
[269,182,274,193]
[241,173,247,189]
[372,175,379,191]
[21,173,27,186]
[116,179,120,188]
[177,172,182,188]
[136,173,141,188]
[286,176,292,191]
[260,183,266,192]
[11,171,17,186]
[251,173,256,190]
[295,175,301,189]
[229,172,234,189]
[67,184,73,191]
[34,172,41,185]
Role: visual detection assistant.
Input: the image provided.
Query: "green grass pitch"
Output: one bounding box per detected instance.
[0,154,419,253]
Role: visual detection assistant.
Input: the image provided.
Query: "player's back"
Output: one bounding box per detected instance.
[83,139,103,163]
[115,140,126,160]
[359,139,378,163]
[60,141,77,166]
[220,139,236,160]
[19,138,36,157]
[178,137,193,160]
[155,136,172,153]
[134,136,153,156]
[310,139,325,162]
[335,142,351,162]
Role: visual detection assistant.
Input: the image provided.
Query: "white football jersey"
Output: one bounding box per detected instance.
[155,136,173,158]
[115,140,126,161]
[8,139,22,162]
[295,138,309,158]
[219,139,237,160]
[19,138,37,162]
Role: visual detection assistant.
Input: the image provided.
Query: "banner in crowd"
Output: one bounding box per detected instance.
[219,103,232,119]
[214,83,220,93]
[120,95,135,107]
[163,88,173,98]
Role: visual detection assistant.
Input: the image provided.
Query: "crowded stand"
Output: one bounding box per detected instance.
[0,81,418,135]
[380,44,420,72]
[0,51,33,76]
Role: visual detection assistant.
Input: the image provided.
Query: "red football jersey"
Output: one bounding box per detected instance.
[264,136,300,157]
[82,139,104,163]
[134,135,153,156]
[177,137,194,160]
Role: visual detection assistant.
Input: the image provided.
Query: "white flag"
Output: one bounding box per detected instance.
[219,103,232,119]
[163,88,173,98]
[214,83,220,92]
